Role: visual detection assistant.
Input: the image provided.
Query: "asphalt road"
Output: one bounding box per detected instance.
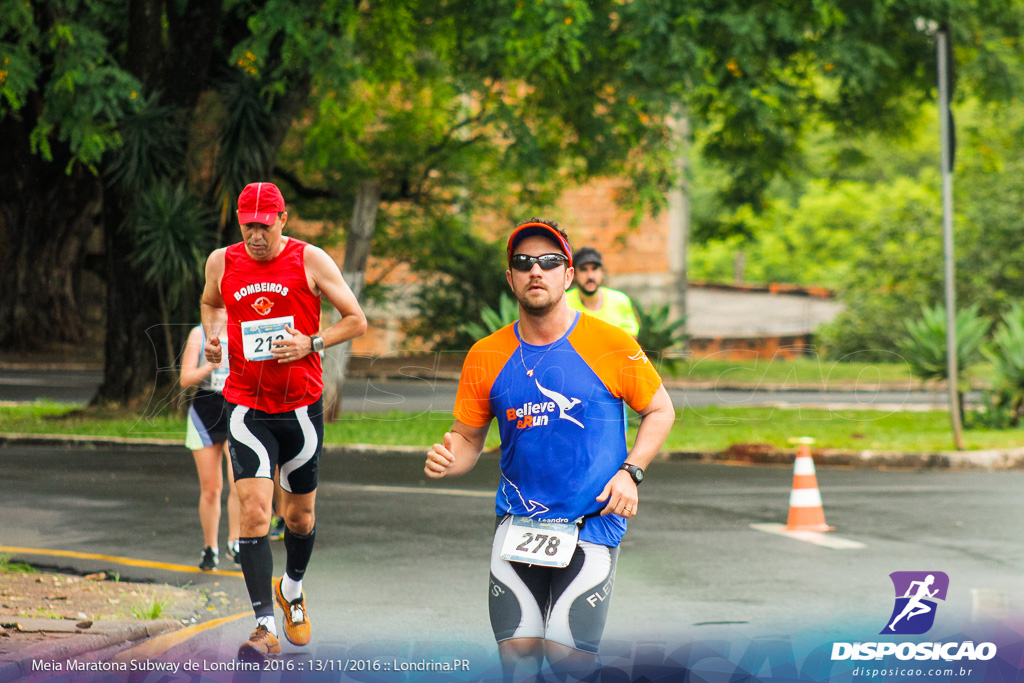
[0,368,967,411]
[2,444,1021,679]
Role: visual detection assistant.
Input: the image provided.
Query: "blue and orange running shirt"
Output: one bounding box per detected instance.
[454,311,663,547]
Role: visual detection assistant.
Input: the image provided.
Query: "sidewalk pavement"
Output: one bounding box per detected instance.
[0,618,181,683]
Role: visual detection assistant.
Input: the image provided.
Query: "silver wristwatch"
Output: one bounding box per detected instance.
[310,335,325,353]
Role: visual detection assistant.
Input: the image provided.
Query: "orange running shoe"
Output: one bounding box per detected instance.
[237,624,281,662]
[274,577,311,646]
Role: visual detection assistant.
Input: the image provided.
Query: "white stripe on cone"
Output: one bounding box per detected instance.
[789,488,824,508]
[793,457,816,475]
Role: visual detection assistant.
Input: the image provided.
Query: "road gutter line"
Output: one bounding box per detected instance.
[0,546,244,578]
[111,611,250,663]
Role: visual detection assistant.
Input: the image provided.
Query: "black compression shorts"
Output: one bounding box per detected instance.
[227,397,324,494]
[186,390,230,450]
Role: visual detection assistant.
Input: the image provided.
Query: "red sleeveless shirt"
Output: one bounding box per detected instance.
[221,238,323,413]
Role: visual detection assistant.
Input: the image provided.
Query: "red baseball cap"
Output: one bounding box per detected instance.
[237,182,286,225]
[506,222,573,267]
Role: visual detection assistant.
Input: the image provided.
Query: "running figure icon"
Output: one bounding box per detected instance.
[888,574,938,631]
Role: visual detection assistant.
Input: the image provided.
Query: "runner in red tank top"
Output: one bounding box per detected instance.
[200,182,367,662]
[221,237,324,413]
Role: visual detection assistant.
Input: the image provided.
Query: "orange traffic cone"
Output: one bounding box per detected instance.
[785,444,834,532]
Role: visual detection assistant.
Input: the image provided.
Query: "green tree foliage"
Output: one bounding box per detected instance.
[693,69,1024,362]
[0,0,140,169]
[1,0,351,403]
[388,221,510,350]
[828,99,1024,359]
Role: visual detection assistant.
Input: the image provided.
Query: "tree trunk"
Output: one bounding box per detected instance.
[0,109,100,351]
[323,179,381,420]
[93,199,169,408]
[667,108,690,341]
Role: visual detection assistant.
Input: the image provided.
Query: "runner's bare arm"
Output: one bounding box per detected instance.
[200,249,227,364]
[180,325,217,388]
[596,384,674,517]
[425,420,489,479]
[627,383,674,469]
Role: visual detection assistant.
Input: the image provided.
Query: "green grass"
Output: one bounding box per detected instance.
[7,400,1024,453]
[0,402,187,440]
[0,554,37,574]
[653,406,1024,452]
[663,357,999,387]
[0,402,473,445]
[130,596,168,620]
[669,357,913,385]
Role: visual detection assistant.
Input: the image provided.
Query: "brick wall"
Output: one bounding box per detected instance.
[557,178,672,282]
[688,334,815,361]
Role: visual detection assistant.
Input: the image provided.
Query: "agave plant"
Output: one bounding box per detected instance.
[635,303,689,372]
[896,303,991,385]
[128,183,216,364]
[461,294,519,341]
[982,303,1024,426]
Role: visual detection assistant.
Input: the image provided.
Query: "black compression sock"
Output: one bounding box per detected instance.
[283,525,316,582]
[238,535,274,617]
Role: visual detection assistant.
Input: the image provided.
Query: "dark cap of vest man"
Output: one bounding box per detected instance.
[573,247,603,268]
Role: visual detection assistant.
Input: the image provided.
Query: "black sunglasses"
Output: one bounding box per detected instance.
[510,253,569,272]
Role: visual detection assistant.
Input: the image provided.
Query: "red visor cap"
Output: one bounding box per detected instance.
[506,223,573,267]
[237,182,286,225]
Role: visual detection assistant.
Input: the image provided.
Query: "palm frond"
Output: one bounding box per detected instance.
[127,183,216,307]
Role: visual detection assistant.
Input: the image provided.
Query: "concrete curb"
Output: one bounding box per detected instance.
[0,434,182,449]
[5,433,1024,471]
[0,619,180,683]
[655,447,1024,470]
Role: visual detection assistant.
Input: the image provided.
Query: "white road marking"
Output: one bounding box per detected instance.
[749,523,866,549]
[332,482,495,498]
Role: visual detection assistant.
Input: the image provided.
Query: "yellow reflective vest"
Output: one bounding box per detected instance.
[566,287,640,337]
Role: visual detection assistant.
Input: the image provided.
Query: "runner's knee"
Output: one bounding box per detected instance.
[239,495,272,526]
[199,486,222,505]
[284,511,314,535]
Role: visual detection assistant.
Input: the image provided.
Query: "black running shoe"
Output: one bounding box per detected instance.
[199,546,218,571]
[227,540,241,566]
[269,516,285,541]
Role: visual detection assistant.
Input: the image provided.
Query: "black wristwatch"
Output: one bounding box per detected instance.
[310,335,325,353]
[619,463,644,485]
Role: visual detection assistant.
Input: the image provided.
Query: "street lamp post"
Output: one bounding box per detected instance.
[916,17,963,450]
[936,25,964,450]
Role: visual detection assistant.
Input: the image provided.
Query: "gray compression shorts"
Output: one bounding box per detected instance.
[488,514,619,654]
